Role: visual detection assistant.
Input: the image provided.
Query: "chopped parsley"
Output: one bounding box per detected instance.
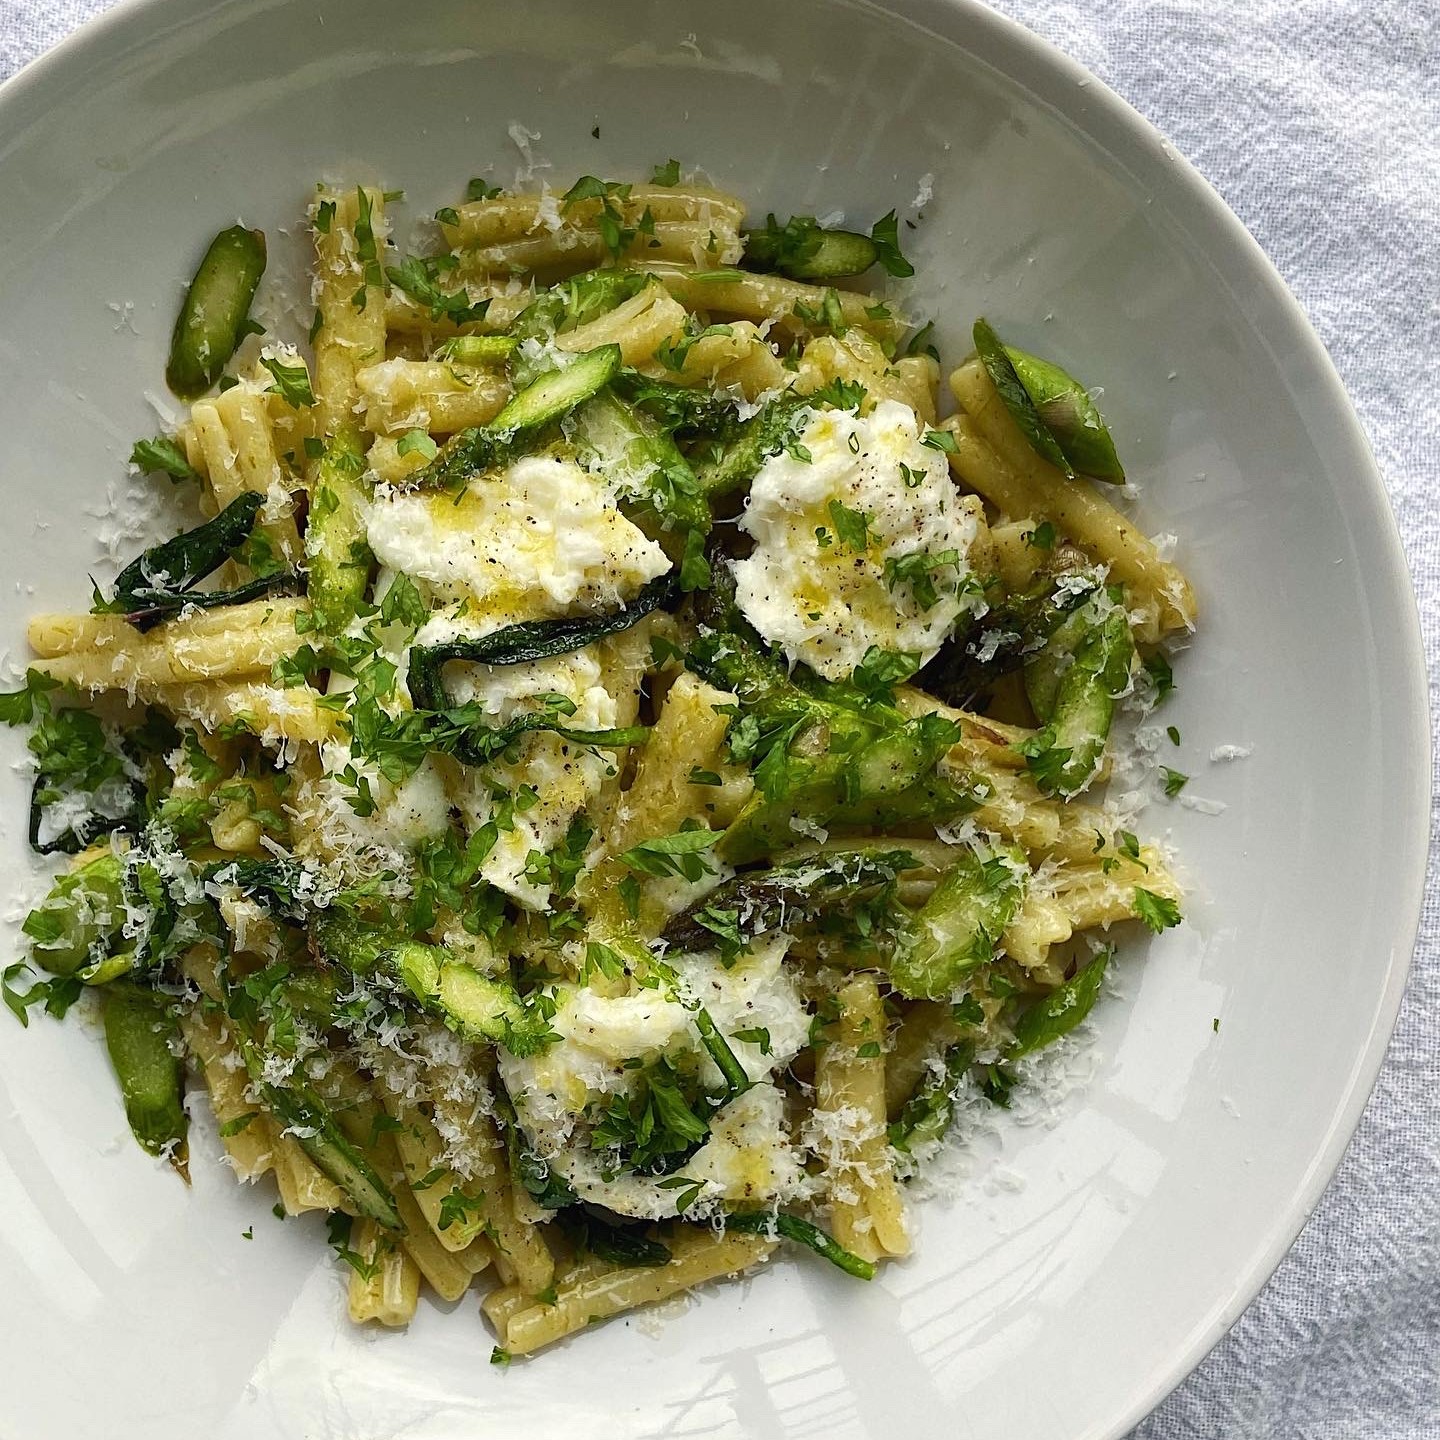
[1133,887,1182,933]
[259,354,315,408]
[1162,766,1189,797]
[827,499,871,551]
[620,826,719,883]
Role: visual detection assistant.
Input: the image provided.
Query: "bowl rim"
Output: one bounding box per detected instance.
[0,0,1430,1434]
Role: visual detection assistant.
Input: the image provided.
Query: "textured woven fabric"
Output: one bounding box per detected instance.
[982,8,1440,1434]
[1,0,1436,1434]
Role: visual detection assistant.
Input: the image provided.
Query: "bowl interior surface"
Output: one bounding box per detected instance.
[0,2,1425,1438]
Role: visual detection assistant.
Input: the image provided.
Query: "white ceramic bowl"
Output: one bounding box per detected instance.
[0,2,1426,1437]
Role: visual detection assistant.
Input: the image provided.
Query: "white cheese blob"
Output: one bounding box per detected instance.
[290,745,452,875]
[732,399,983,679]
[498,934,810,1218]
[447,648,619,911]
[364,454,670,621]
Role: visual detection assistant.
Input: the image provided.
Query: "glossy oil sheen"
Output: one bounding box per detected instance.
[0,2,1427,1437]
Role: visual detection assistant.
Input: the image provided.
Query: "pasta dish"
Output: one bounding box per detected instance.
[0,167,1193,1358]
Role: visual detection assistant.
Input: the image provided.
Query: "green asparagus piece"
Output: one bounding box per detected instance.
[165,224,267,400]
[887,845,1028,1001]
[101,981,188,1173]
[22,852,127,978]
[611,369,741,436]
[310,910,553,1056]
[742,214,880,281]
[717,720,976,866]
[1004,346,1125,483]
[1010,950,1110,1057]
[973,318,1125,483]
[414,344,623,490]
[431,334,518,366]
[258,1071,402,1229]
[888,1041,976,1154]
[725,1210,876,1280]
[662,846,920,953]
[507,270,650,387]
[919,571,1098,709]
[305,431,372,634]
[693,393,808,501]
[1021,592,1136,797]
[570,389,711,585]
[689,630,978,865]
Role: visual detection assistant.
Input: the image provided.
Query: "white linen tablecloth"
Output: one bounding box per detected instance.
[1,0,1436,1434]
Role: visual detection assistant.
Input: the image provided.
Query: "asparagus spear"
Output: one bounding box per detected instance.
[413,344,623,489]
[507,270,650,387]
[165,224,267,400]
[102,981,188,1176]
[888,951,1113,1157]
[22,852,127,978]
[887,845,1028,1001]
[887,1041,976,1155]
[918,571,1098,709]
[1020,591,1136,797]
[309,910,554,1056]
[662,846,920,953]
[1010,949,1110,1057]
[305,431,372,635]
[973,318,1126,483]
[693,393,808,501]
[725,1210,876,1280]
[569,389,711,587]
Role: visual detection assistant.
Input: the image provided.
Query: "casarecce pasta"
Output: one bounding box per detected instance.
[1,164,1192,1358]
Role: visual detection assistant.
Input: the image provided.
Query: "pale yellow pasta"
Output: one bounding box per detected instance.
[487,1187,556,1296]
[1002,891,1076,977]
[208,798,261,854]
[366,434,433,485]
[456,219,743,283]
[628,317,775,393]
[893,685,1034,770]
[439,184,746,251]
[495,1228,775,1356]
[388,1088,554,1292]
[637,260,905,346]
[945,360,1196,631]
[582,670,748,932]
[179,1007,274,1181]
[190,386,303,563]
[795,330,915,412]
[552,283,689,367]
[480,1278,540,1335]
[347,1219,422,1327]
[33,627,301,690]
[355,358,510,435]
[382,1094,491,1254]
[988,517,1047,592]
[815,975,910,1263]
[273,1129,346,1216]
[394,1183,484,1303]
[889,353,941,425]
[27,597,303,659]
[147,678,337,745]
[1053,848,1180,929]
[384,287,531,340]
[312,186,389,437]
